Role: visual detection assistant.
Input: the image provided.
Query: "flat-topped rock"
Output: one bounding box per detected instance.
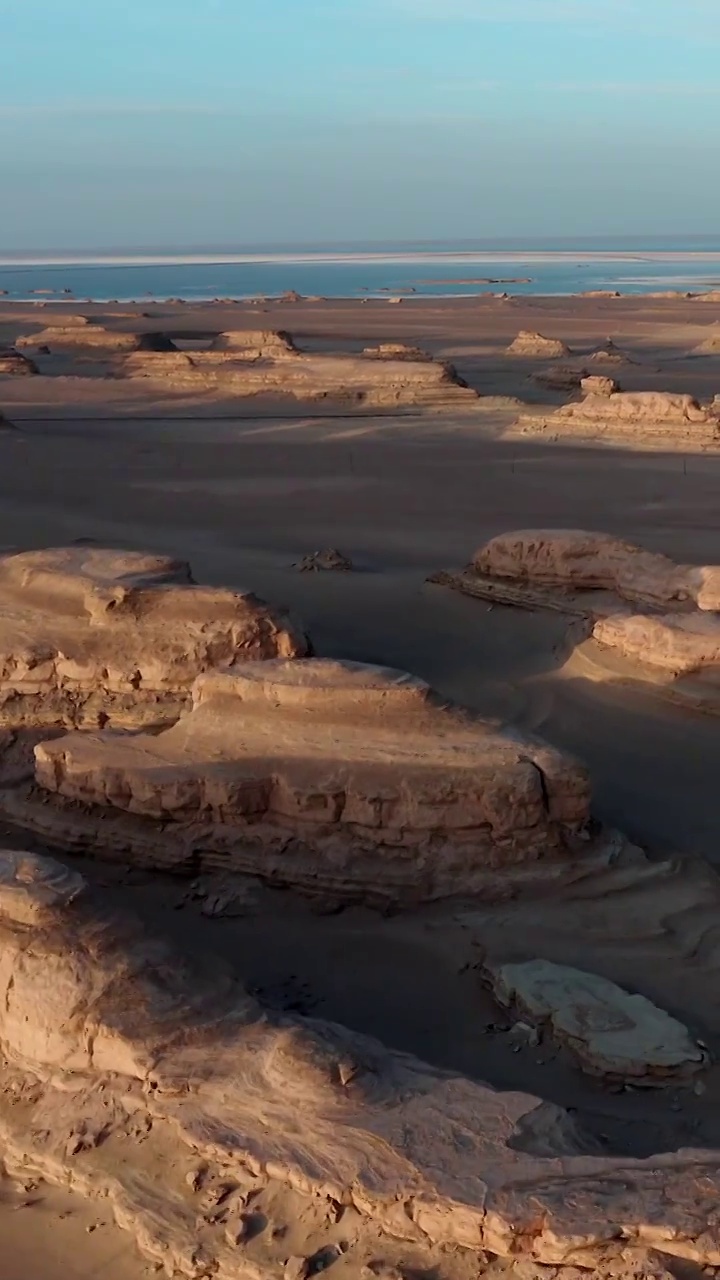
[3,847,720,1275]
[514,390,720,446]
[507,331,570,358]
[593,611,720,675]
[0,546,307,728]
[362,342,433,360]
[16,326,176,353]
[119,348,478,409]
[209,328,298,356]
[33,658,591,900]
[485,958,706,1084]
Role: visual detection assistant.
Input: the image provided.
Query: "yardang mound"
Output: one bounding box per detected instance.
[32,658,591,901]
[513,390,720,447]
[0,348,37,376]
[507,331,570,358]
[431,530,720,702]
[0,546,306,729]
[4,848,720,1275]
[16,327,176,354]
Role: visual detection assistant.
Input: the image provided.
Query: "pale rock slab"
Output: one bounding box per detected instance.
[485,958,706,1084]
[16,326,175,353]
[2,849,720,1275]
[0,546,307,728]
[33,658,591,901]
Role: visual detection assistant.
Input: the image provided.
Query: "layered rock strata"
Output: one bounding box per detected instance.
[16,327,176,353]
[514,390,720,446]
[119,347,477,409]
[32,658,591,900]
[507,331,570,358]
[4,848,720,1275]
[0,546,306,728]
[431,530,720,692]
[0,348,37,376]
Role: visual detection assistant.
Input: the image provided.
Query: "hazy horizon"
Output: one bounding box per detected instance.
[2,0,719,250]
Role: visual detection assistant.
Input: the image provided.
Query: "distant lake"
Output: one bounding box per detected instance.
[2,240,720,301]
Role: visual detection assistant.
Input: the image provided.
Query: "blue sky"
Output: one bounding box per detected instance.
[1,0,719,248]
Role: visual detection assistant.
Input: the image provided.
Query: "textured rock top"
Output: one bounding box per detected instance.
[0,848,86,925]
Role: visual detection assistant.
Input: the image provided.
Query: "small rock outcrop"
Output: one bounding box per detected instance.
[514,390,720,446]
[530,365,588,391]
[0,546,307,728]
[0,348,37,376]
[293,549,354,572]
[209,329,298,357]
[485,958,706,1085]
[694,326,720,354]
[507,331,570,358]
[362,343,432,361]
[578,290,621,298]
[580,374,619,396]
[693,290,720,302]
[33,658,591,900]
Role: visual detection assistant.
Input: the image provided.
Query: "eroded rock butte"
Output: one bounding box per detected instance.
[0,546,307,728]
[506,331,570,358]
[32,658,591,900]
[514,390,720,446]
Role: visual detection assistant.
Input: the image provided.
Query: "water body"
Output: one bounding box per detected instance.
[2,238,720,302]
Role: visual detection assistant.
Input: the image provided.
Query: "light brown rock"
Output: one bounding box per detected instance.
[693,325,720,354]
[580,375,619,396]
[119,348,477,409]
[530,366,588,391]
[593,611,720,675]
[514,390,720,445]
[0,546,307,728]
[16,327,175,353]
[0,348,37,376]
[2,848,720,1275]
[507,331,570,358]
[362,343,432,361]
[33,658,591,900]
[485,958,706,1084]
[209,329,298,356]
[693,290,720,302]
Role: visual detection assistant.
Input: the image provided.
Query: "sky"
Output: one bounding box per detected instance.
[0,0,719,249]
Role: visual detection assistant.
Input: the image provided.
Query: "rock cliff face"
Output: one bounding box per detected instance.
[119,346,478,409]
[514,390,720,446]
[0,547,307,728]
[2,848,720,1277]
[33,658,591,901]
[209,329,298,356]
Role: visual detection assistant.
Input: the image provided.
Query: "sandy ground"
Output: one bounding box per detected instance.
[1,294,720,1274]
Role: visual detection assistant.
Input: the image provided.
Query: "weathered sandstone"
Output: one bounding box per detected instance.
[0,546,306,728]
[694,325,720,354]
[0,347,37,376]
[209,329,298,356]
[16,326,176,353]
[507,331,570,358]
[530,365,588,390]
[578,290,621,298]
[473,529,720,611]
[580,374,619,396]
[514,390,720,445]
[293,548,354,572]
[693,290,720,302]
[362,342,432,360]
[3,848,720,1276]
[592,611,720,676]
[33,658,591,900]
[485,958,706,1084]
[119,348,478,409]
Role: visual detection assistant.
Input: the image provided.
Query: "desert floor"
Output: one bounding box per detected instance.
[1,293,720,1276]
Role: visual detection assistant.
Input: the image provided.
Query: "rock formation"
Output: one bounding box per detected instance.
[119,347,478,410]
[362,343,433,361]
[0,546,306,729]
[587,340,637,364]
[293,548,354,572]
[693,290,720,302]
[32,658,591,901]
[209,329,298,356]
[432,530,720,693]
[16,327,176,354]
[513,390,720,446]
[530,365,588,391]
[693,325,720,354]
[0,347,37,376]
[3,848,720,1275]
[507,331,571,358]
[579,375,619,396]
[578,290,621,298]
[484,958,706,1085]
